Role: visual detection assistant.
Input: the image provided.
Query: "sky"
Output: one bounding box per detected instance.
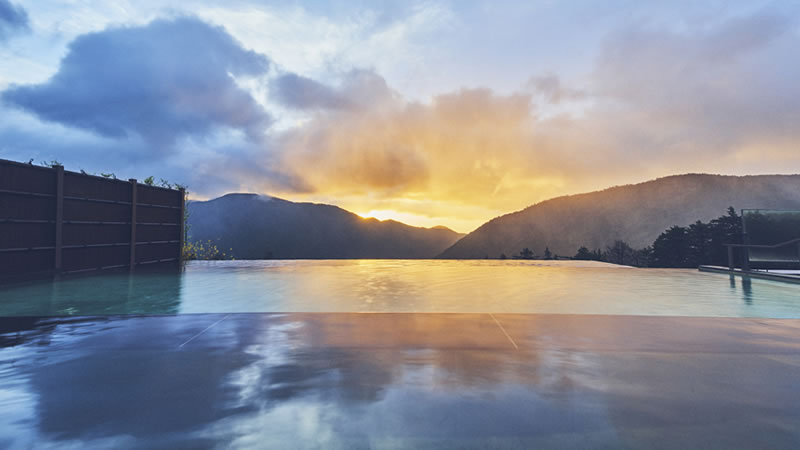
[1,0,799,232]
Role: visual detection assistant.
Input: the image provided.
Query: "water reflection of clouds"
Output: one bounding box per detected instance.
[3,313,800,448]
[0,314,613,447]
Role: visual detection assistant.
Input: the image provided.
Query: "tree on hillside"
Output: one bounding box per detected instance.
[574,246,593,260]
[651,225,689,267]
[518,248,534,259]
[649,207,743,268]
[543,247,552,260]
[686,220,712,267]
[569,207,742,268]
[604,240,636,265]
[574,246,604,261]
[632,246,653,267]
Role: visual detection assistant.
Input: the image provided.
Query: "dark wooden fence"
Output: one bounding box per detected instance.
[1,158,184,278]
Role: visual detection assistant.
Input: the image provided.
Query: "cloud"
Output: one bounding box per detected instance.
[526,74,586,104]
[593,11,793,115]
[271,69,396,111]
[588,10,800,161]
[271,73,351,110]
[278,81,544,211]
[2,16,272,151]
[0,0,28,41]
[0,15,307,197]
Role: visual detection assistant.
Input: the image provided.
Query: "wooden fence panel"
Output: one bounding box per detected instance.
[136,242,180,265]
[0,222,54,249]
[0,249,53,275]
[0,163,56,194]
[137,184,181,206]
[63,198,131,222]
[136,223,180,242]
[0,158,184,279]
[62,172,133,202]
[0,194,55,221]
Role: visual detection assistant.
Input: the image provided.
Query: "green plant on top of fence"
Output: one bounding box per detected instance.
[141,176,229,261]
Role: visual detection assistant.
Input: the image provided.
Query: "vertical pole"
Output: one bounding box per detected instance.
[742,232,750,272]
[54,165,64,273]
[129,179,137,270]
[178,187,185,265]
[741,210,750,272]
[727,246,734,271]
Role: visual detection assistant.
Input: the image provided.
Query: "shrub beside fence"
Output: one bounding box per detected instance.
[0,158,184,278]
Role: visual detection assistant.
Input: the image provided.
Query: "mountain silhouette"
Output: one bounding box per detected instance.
[187,193,463,259]
[438,174,800,259]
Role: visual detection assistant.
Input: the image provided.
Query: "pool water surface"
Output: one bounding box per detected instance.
[3,261,800,448]
[1,260,799,318]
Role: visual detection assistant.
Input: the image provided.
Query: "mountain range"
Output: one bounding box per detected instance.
[188,174,800,260]
[187,194,463,259]
[438,174,800,258]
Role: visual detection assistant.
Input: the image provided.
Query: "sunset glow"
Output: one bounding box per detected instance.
[2,1,799,231]
[3,2,800,446]
[357,209,472,232]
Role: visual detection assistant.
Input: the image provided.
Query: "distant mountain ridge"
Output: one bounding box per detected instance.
[438,174,800,259]
[187,193,464,259]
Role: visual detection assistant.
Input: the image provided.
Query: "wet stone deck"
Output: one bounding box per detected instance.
[2,313,800,449]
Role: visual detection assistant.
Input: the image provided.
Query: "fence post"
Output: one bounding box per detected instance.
[178,187,185,265]
[129,179,137,270]
[727,246,734,271]
[54,165,64,273]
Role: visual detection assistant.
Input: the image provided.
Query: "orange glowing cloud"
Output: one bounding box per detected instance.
[273,85,579,231]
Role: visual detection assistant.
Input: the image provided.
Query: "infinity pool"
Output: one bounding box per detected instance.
[2,260,799,317]
[4,261,800,448]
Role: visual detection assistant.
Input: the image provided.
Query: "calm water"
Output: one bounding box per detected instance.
[4,263,800,448]
[1,260,800,317]
[3,313,800,448]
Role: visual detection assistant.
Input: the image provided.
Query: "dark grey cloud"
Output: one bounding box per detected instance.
[2,16,272,150]
[526,74,586,104]
[0,0,29,41]
[188,148,313,196]
[271,73,352,110]
[271,69,395,111]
